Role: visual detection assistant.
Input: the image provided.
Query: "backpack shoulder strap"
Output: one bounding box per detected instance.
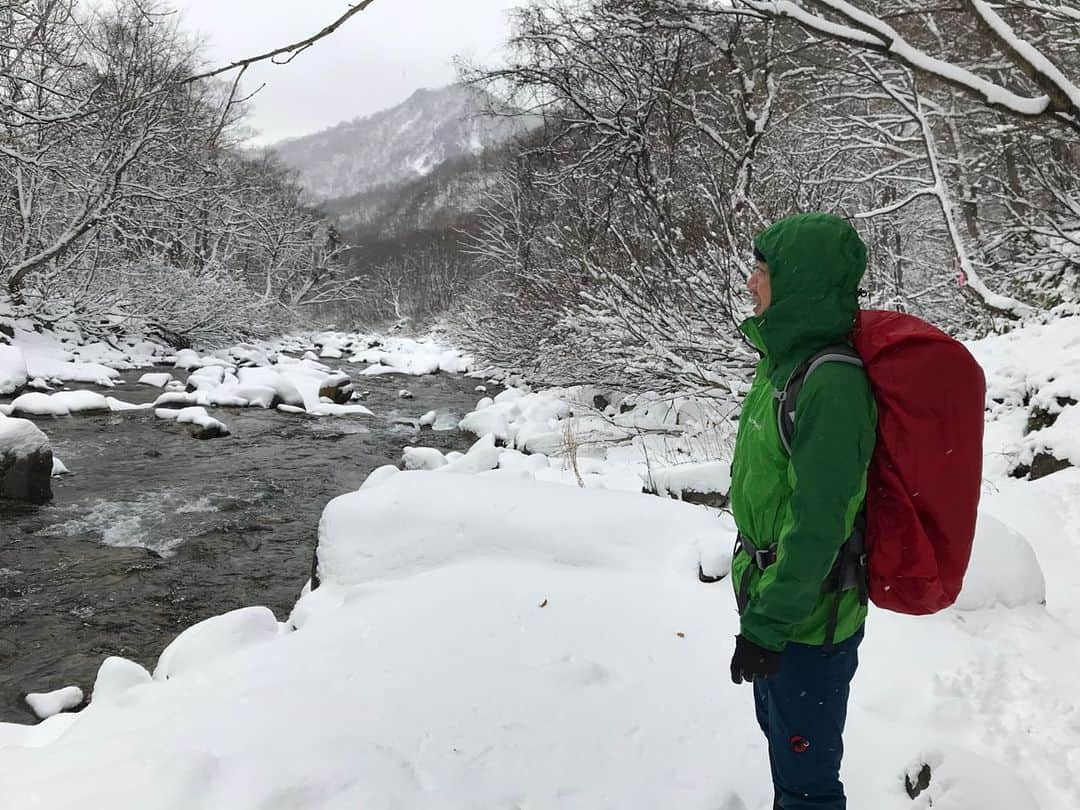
[776,344,864,455]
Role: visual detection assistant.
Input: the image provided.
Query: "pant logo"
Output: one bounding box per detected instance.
[789,735,810,753]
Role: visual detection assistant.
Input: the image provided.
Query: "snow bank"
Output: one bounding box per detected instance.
[25,686,83,720]
[954,512,1045,610]
[5,319,1080,809]
[437,385,736,495]
[20,342,120,386]
[1023,403,1080,468]
[154,607,283,681]
[969,313,1080,475]
[2,462,1078,809]
[314,471,732,590]
[648,461,731,503]
[2,320,157,389]
[0,345,28,395]
[92,657,152,705]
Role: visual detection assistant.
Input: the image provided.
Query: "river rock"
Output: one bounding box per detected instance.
[187,422,230,440]
[319,376,352,405]
[0,416,53,503]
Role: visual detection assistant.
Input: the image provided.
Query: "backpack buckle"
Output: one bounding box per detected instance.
[754,547,776,570]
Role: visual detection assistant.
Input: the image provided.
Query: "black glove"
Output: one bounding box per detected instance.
[730,634,782,684]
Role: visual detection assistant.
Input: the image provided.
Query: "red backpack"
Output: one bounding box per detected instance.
[779,310,986,615]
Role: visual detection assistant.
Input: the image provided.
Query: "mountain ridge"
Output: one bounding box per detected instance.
[269,83,530,202]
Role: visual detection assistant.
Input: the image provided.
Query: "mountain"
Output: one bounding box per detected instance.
[270,84,531,202]
[322,148,500,239]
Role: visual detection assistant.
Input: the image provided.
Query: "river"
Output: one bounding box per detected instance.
[0,358,489,723]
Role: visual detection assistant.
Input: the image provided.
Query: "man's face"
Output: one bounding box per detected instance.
[748,260,771,316]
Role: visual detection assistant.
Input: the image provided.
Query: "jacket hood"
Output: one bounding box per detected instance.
[741,212,867,384]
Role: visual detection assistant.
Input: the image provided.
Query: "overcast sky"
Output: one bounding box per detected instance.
[173,0,518,144]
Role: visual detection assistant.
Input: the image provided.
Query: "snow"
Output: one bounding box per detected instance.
[154,607,284,681]
[7,390,111,416]
[236,366,304,406]
[0,415,49,457]
[402,446,447,470]
[307,402,375,417]
[92,657,152,705]
[155,406,230,436]
[647,461,731,501]
[313,472,731,591]
[105,397,153,413]
[173,349,228,370]
[1024,403,1080,468]
[0,323,153,390]
[453,385,733,494]
[968,0,1080,111]
[52,456,69,476]
[24,687,83,720]
[361,464,401,490]
[953,512,1045,610]
[4,317,1080,808]
[441,433,502,474]
[137,372,173,388]
[354,337,473,376]
[3,452,1078,808]
[0,713,78,750]
[764,0,1055,117]
[969,313,1080,474]
[419,410,437,427]
[141,361,369,417]
[19,341,120,386]
[0,345,28,395]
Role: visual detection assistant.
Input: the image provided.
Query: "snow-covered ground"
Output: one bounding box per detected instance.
[2,314,1079,809]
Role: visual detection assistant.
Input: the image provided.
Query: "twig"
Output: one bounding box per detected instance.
[182,1,380,85]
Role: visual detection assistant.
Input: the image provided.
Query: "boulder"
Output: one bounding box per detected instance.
[679,490,730,509]
[0,417,53,503]
[188,423,229,440]
[319,376,352,405]
[1029,452,1073,480]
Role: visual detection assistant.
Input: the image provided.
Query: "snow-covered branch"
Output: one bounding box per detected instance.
[737,0,1080,131]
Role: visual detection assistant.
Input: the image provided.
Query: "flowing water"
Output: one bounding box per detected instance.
[0,360,491,723]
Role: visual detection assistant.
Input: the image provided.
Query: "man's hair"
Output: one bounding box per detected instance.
[753,246,766,263]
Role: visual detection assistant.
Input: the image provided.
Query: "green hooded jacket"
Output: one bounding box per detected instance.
[730,212,877,652]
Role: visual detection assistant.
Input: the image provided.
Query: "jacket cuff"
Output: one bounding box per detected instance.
[739,615,787,653]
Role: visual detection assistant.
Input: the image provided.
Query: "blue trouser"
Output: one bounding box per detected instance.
[753,627,863,810]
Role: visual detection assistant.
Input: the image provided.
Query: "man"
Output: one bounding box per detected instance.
[728,212,877,810]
